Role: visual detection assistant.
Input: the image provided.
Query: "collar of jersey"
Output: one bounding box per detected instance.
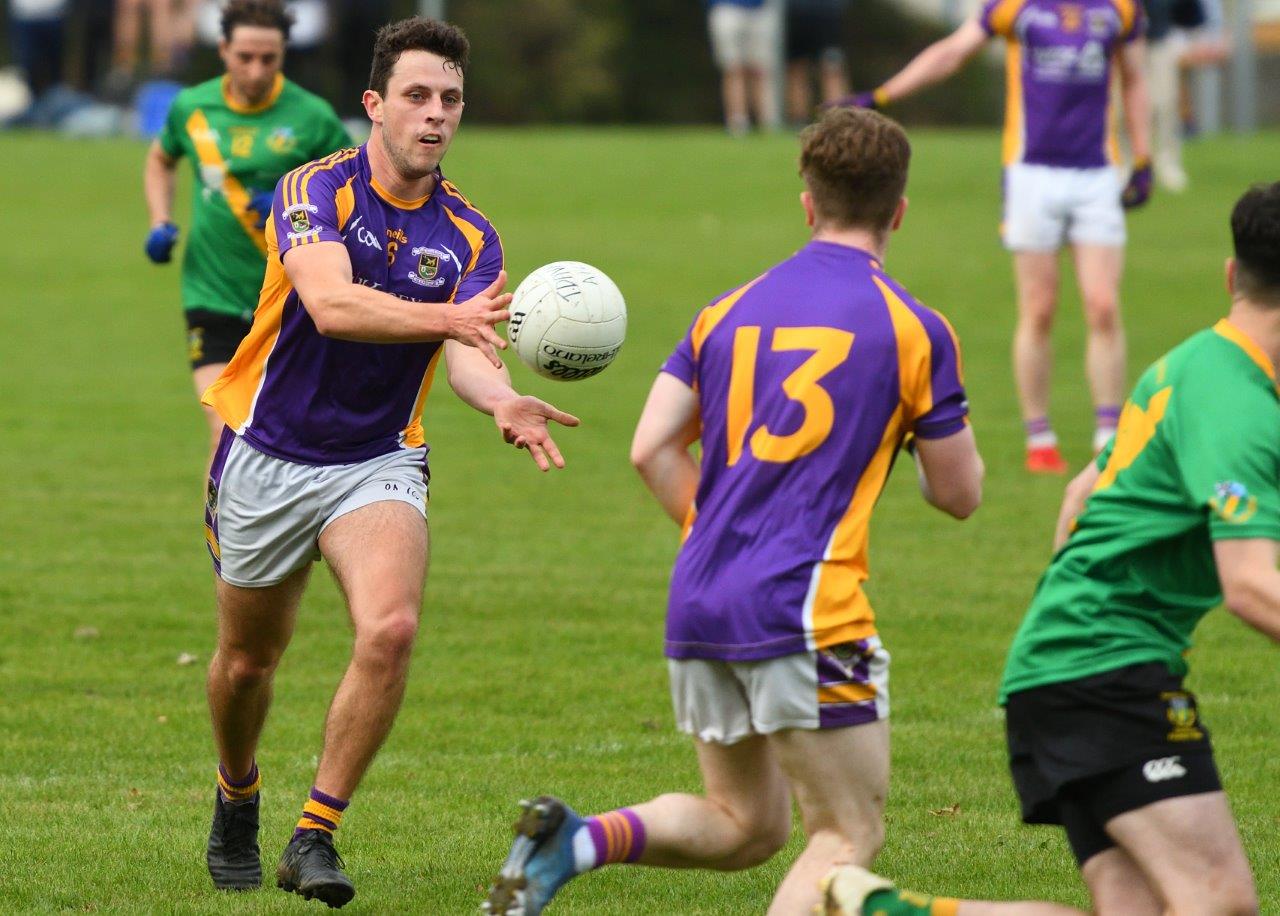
[222,73,284,114]
[368,174,435,210]
[1214,318,1278,386]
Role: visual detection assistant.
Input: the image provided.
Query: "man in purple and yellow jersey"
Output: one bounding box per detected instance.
[843,0,1152,474]
[197,17,578,908]
[143,0,351,474]
[483,108,984,916]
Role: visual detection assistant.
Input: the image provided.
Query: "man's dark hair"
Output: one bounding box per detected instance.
[1232,183,1280,305]
[220,0,293,42]
[799,108,911,234]
[369,18,470,97]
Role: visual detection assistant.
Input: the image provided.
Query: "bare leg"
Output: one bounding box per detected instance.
[765,720,889,915]
[786,60,811,124]
[193,362,227,483]
[746,65,779,131]
[312,501,428,800]
[111,0,143,73]
[819,57,850,106]
[1106,793,1258,915]
[1071,244,1127,415]
[207,568,310,778]
[721,66,750,134]
[630,736,792,869]
[1011,250,1061,424]
[1081,846,1162,915]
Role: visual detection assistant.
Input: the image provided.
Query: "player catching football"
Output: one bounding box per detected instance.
[483,107,985,915]
[196,17,576,908]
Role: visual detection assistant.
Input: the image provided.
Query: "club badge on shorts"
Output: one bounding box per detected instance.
[1161,690,1204,742]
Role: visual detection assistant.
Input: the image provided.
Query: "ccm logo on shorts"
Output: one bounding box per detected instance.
[1142,756,1187,783]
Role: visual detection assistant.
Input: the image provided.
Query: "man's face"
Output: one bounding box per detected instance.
[365,50,464,179]
[219,26,285,104]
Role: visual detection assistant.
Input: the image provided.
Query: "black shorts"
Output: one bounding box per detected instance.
[786,8,846,63]
[186,309,252,370]
[1005,663,1222,866]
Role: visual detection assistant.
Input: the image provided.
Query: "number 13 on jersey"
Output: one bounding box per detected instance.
[726,325,854,466]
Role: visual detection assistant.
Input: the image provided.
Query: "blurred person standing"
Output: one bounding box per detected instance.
[785,0,849,124]
[329,0,393,117]
[706,0,780,135]
[8,0,69,98]
[108,0,197,90]
[142,0,350,473]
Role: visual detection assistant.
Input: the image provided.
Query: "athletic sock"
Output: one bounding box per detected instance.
[1024,416,1058,450]
[1093,405,1121,452]
[861,888,960,916]
[294,786,348,838]
[216,761,260,804]
[570,808,647,873]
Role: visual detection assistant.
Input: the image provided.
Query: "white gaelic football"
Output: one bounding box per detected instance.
[507,261,627,381]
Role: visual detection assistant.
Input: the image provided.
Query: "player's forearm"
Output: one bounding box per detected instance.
[307,284,456,343]
[445,343,517,415]
[1121,60,1153,161]
[143,149,176,226]
[633,446,699,526]
[1053,463,1101,550]
[879,39,970,104]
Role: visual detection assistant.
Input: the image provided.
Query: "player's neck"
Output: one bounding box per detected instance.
[366,130,438,202]
[1227,300,1280,372]
[810,227,886,262]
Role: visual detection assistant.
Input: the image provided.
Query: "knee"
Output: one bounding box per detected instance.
[734,812,793,868]
[1208,870,1258,915]
[215,649,279,693]
[355,608,419,668]
[1017,303,1056,336]
[1083,296,1121,333]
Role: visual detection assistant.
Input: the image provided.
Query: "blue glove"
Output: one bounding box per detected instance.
[1121,159,1153,209]
[145,222,180,264]
[247,189,274,229]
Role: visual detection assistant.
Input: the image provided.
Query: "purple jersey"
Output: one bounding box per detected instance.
[202,145,503,465]
[980,0,1143,168]
[661,241,969,661]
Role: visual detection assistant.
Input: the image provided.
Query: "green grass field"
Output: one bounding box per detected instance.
[2,127,1278,914]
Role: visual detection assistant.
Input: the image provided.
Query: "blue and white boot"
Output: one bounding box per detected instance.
[482,796,584,915]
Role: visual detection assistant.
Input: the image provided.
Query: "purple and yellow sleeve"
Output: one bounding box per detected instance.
[980,0,1022,36]
[1117,0,1145,42]
[661,314,699,388]
[273,153,354,257]
[912,312,969,440]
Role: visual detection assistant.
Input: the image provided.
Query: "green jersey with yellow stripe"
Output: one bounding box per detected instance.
[158,74,351,318]
[1001,319,1280,702]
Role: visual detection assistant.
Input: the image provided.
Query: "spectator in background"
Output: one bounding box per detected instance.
[706,0,779,135]
[9,0,70,97]
[785,0,849,124]
[329,0,392,117]
[106,0,197,94]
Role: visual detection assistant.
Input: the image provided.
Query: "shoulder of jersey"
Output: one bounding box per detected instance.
[175,76,222,108]
[281,147,362,200]
[437,178,496,230]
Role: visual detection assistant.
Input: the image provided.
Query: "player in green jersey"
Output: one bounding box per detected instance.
[823,184,1280,915]
[142,0,350,470]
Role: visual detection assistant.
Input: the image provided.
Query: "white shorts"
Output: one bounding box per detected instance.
[1002,163,1126,251]
[668,637,890,745]
[204,430,428,588]
[707,3,777,69]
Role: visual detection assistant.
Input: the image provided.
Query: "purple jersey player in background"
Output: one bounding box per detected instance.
[483,108,984,916]
[196,18,577,909]
[842,0,1152,475]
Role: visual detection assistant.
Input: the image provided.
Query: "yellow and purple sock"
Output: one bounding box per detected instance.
[1025,415,1057,449]
[1094,405,1121,450]
[295,787,348,838]
[572,809,646,873]
[862,888,959,916]
[217,762,260,804]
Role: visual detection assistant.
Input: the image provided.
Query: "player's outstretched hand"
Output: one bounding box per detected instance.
[246,190,275,229]
[144,221,180,264]
[492,395,581,472]
[1121,159,1153,209]
[449,270,512,369]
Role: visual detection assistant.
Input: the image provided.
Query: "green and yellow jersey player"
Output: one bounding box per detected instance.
[142,0,350,469]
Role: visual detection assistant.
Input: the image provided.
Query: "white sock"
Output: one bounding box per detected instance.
[571,825,597,873]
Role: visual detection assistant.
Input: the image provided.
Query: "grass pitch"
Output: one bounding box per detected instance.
[1,127,1278,913]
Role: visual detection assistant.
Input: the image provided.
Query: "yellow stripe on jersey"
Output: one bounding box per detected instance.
[1214,318,1278,384]
[1113,0,1138,36]
[185,109,268,255]
[204,523,221,560]
[874,276,936,421]
[334,175,357,231]
[200,219,291,430]
[440,179,497,227]
[808,405,904,649]
[691,276,764,359]
[401,347,444,449]
[441,207,486,298]
[818,681,877,704]
[1001,42,1026,166]
[986,0,1025,36]
[286,148,353,211]
[294,149,360,244]
[1105,67,1122,165]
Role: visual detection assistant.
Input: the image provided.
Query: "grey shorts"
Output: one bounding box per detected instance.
[204,429,428,587]
[668,637,890,745]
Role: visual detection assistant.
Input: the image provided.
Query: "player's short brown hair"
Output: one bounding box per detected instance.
[220,0,293,42]
[1232,183,1280,306]
[369,18,470,97]
[799,108,911,234]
